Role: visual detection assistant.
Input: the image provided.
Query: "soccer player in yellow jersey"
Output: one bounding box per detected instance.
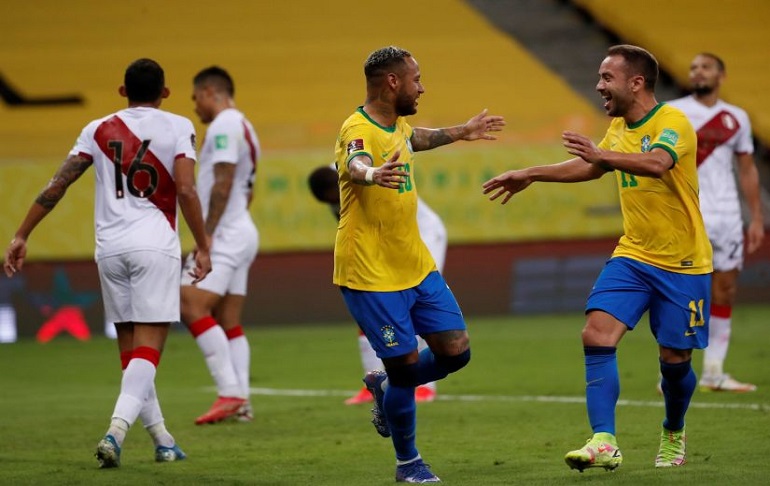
[334,45,504,483]
[484,45,712,471]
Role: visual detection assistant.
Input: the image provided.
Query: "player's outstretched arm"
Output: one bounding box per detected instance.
[482,157,605,205]
[411,109,506,152]
[563,131,670,178]
[348,151,408,189]
[174,157,212,283]
[3,154,92,277]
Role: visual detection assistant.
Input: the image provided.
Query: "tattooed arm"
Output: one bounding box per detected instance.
[410,109,506,152]
[4,154,92,276]
[204,162,236,235]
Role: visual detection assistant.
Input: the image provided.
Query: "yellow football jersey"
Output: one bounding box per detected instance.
[333,107,436,291]
[598,103,712,274]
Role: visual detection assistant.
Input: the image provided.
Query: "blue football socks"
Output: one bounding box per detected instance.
[383,384,418,461]
[584,346,619,436]
[659,359,695,431]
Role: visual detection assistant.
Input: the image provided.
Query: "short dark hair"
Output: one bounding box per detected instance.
[607,44,658,91]
[308,165,338,202]
[364,46,412,81]
[193,66,235,97]
[124,58,165,102]
[698,52,726,72]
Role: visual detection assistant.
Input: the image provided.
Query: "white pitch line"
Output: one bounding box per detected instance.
[243,387,767,411]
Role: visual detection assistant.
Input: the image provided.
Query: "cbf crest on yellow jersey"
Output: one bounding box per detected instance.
[598,103,712,274]
[333,107,436,291]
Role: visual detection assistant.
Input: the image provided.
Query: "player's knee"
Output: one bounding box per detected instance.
[385,362,421,388]
[436,348,471,374]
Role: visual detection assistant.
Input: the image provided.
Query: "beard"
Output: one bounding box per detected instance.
[395,92,417,116]
[692,84,715,96]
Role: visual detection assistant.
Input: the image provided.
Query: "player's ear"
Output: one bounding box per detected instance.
[161,87,170,99]
[630,74,645,93]
[386,72,400,90]
[118,85,128,98]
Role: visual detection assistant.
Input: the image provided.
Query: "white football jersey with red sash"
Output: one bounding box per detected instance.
[667,96,754,218]
[69,106,197,260]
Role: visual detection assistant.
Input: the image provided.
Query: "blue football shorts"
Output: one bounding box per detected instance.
[340,271,466,359]
[586,257,711,350]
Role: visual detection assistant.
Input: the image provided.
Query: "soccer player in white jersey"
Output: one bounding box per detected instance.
[181,66,260,424]
[3,58,212,468]
[308,165,446,404]
[669,53,764,392]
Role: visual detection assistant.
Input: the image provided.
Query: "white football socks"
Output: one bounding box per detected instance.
[228,334,251,399]
[196,325,243,398]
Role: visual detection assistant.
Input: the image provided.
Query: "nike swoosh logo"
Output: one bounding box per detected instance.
[586,378,604,386]
[685,331,697,336]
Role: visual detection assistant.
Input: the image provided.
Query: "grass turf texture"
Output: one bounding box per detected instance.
[1,306,768,485]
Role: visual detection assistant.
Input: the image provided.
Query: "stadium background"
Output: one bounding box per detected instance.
[1,0,769,337]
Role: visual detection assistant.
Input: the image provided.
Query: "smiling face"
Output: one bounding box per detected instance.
[394,56,425,116]
[688,54,724,96]
[595,55,636,117]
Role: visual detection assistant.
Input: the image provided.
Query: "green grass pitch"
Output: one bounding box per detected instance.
[1,306,768,485]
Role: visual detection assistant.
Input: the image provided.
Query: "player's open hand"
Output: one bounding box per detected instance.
[482,170,533,205]
[562,131,602,164]
[746,219,765,254]
[462,109,506,141]
[189,247,212,284]
[371,151,409,189]
[3,237,27,278]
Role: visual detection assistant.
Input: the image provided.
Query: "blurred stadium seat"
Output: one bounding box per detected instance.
[573,0,770,146]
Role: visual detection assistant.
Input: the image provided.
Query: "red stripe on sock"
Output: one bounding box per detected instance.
[132,346,161,367]
[189,316,218,338]
[710,304,732,319]
[120,350,132,370]
[225,325,244,340]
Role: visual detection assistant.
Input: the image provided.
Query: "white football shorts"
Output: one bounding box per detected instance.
[181,222,258,296]
[98,250,181,323]
[703,212,744,272]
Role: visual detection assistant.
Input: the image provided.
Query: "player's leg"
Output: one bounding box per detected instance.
[94,254,131,467]
[215,292,253,420]
[112,323,182,460]
[341,285,439,481]
[565,258,651,472]
[701,218,755,391]
[181,255,246,423]
[702,269,755,391]
[656,346,693,467]
[96,251,184,467]
[564,310,627,472]
[391,271,467,481]
[213,228,258,419]
[96,321,170,468]
[414,337,437,402]
[650,269,710,467]
[410,272,470,384]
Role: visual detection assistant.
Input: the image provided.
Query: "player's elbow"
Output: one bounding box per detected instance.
[646,151,675,178]
[647,163,668,178]
[176,183,198,202]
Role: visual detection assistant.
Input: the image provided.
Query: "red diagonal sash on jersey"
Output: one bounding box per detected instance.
[243,120,258,185]
[94,115,177,229]
[695,109,740,167]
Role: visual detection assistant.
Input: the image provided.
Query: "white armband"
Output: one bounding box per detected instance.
[364,167,375,184]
